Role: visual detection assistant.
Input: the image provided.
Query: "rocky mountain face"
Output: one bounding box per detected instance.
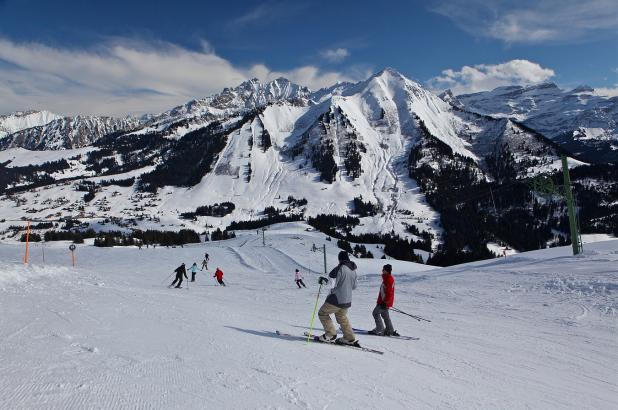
[0,71,615,266]
[0,116,141,150]
[452,83,618,163]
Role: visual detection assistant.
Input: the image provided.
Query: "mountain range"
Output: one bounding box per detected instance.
[0,68,616,265]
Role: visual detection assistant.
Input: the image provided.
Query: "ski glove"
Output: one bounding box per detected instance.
[318,276,329,285]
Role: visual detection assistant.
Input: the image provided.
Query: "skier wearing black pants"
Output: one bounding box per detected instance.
[294,269,307,288]
[201,253,209,270]
[214,267,226,286]
[170,263,188,288]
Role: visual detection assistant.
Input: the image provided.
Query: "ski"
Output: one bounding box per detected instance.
[274,331,384,355]
[352,328,419,341]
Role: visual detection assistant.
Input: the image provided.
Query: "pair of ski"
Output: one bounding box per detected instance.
[275,329,418,355]
[275,330,384,355]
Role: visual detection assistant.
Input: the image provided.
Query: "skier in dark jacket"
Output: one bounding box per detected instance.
[170,263,188,288]
[317,251,358,345]
[369,264,399,336]
[201,253,209,270]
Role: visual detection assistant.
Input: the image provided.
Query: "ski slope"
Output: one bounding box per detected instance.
[0,222,616,409]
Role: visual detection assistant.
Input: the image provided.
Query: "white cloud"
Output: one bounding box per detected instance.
[431,0,618,43]
[428,59,556,95]
[0,38,360,116]
[320,48,350,63]
[229,1,306,29]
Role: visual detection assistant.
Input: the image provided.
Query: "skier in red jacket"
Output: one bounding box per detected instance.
[213,267,226,286]
[369,264,399,336]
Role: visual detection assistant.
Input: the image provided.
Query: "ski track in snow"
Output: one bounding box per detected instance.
[1,224,617,409]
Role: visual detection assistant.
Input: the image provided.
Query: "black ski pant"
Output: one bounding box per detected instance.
[191,272,196,282]
[217,278,226,286]
[296,279,306,288]
[171,275,184,288]
[372,304,394,333]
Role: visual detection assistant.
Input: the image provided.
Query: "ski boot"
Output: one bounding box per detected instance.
[335,337,360,347]
[316,334,336,343]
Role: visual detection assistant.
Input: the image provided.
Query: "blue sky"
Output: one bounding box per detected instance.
[0,0,616,115]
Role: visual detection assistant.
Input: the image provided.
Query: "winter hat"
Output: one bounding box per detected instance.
[295,269,299,272]
[383,264,392,273]
[338,251,350,262]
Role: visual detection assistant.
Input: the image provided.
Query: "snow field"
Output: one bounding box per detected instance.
[0,222,616,409]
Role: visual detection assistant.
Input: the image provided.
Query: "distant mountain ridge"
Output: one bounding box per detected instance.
[450,82,618,163]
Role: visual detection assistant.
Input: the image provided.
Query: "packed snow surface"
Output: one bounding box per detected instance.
[1,222,616,409]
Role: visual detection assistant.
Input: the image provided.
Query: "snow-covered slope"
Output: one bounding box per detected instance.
[0,110,62,139]
[0,224,615,409]
[0,115,141,150]
[453,83,618,163]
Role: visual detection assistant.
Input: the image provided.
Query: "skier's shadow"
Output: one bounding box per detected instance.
[225,326,304,342]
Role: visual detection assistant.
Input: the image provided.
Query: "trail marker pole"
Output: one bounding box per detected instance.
[23,221,31,264]
[69,244,76,268]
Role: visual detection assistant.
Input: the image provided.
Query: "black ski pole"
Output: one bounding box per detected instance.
[390,307,431,322]
[161,272,175,285]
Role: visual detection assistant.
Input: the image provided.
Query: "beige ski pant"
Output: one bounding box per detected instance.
[318,302,355,341]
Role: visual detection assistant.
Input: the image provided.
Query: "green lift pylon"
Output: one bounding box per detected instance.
[561,156,581,255]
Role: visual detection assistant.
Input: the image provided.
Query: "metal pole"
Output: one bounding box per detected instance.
[322,244,327,275]
[489,187,497,214]
[262,229,265,246]
[561,156,581,255]
[24,221,31,264]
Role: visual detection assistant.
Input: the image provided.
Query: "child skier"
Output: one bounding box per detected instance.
[189,262,198,282]
[201,253,209,270]
[213,267,226,286]
[294,269,307,288]
[369,264,399,336]
[170,263,188,288]
[317,251,358,345]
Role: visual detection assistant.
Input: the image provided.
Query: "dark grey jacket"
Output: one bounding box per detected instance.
[325,261,358,308]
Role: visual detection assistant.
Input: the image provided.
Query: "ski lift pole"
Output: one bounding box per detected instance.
[322,244,327,275]
[561,156,581,255]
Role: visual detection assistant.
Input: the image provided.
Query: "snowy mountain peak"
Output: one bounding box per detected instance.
[0,110,62,139]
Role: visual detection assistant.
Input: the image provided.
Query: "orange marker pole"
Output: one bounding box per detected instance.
[24,221,31,264]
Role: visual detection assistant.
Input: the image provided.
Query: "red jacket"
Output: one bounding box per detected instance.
[377,273,394,307]
[215,269,223,280]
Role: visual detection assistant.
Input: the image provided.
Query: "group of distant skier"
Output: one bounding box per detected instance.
[167,248,401,347]
[169,253,226,288]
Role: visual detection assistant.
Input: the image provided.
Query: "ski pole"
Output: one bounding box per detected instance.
[306,283,323,343]
[390,307,431,322]
[161,272,175,285]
